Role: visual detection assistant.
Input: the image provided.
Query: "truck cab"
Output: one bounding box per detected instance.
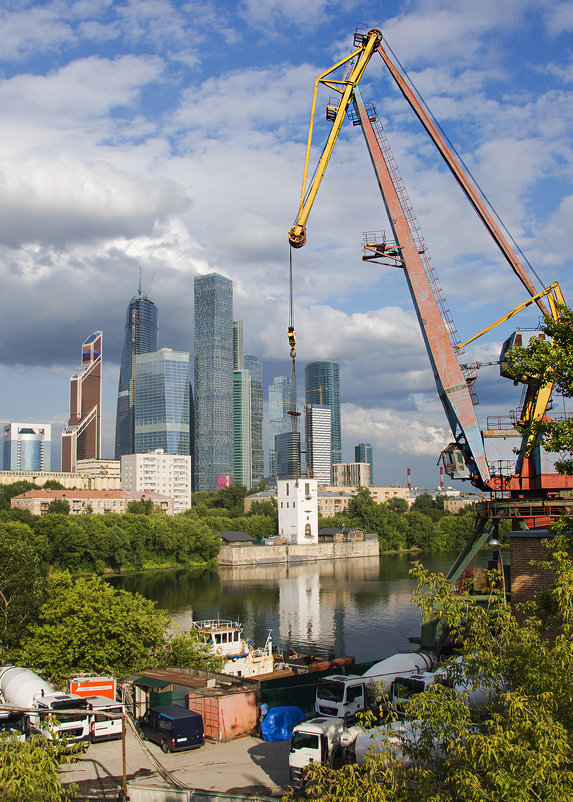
[315,675,367,718]
[289,717,347,790]
[0,705,29,742]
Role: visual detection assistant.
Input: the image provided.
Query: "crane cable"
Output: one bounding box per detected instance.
[287,246,299,436]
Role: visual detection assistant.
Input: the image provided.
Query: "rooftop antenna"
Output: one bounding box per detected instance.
[138,267,142,296]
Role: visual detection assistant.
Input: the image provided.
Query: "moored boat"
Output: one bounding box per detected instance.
[191,619,274,678]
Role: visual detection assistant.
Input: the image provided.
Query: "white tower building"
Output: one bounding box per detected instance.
[277,478,318,545]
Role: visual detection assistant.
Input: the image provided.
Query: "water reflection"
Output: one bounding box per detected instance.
[106,552,472,663]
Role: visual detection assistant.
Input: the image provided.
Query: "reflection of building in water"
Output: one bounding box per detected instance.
[278,569,345,657]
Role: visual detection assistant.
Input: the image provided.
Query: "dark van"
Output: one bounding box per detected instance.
[137,704,204,753]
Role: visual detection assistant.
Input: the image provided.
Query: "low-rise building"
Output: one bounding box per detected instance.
[121,450,191,514]
[318,485,411,506]
[11,489,173,516]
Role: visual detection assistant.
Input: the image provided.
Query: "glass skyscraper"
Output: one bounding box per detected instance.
[135,349,190,455]
[61,331,102,472]
[306,405,332,483]
[244,355,264,484]
[305,361,341,468]
[194,273,234,491]
[355,442,374,484]
[269,375,292,478]
[3,423,51,471]
[115,290,158,459]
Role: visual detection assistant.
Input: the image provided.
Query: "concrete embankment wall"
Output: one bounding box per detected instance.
[218,539,379,566]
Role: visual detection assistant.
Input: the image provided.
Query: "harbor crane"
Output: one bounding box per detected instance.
[288,26,573,643]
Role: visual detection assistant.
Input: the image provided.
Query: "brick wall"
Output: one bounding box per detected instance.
[509,531,556,608]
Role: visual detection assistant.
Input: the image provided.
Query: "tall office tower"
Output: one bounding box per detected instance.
[244,355,264,484]
[61,331,102,472]
[3,423,51,471]
[194,273,234,491]
[305,404,332,483]
[276,431,300,480]
[115,288,159,459]
[269,376,292,478]
[232,321,252,487]
[135,349,191,455]
[333,462,371,487]
[233,369,252,486]
[305,361,341,468]
[355,442,374,484]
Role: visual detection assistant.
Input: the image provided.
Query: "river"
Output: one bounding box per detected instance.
[106,552,477,663]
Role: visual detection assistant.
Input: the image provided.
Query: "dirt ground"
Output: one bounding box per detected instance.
[61,727,292,799]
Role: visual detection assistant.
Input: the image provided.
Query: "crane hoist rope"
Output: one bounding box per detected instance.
[287,246,300,436]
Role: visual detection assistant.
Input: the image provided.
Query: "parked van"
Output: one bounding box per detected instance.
[137,704,204,753]
[86,696,124,742]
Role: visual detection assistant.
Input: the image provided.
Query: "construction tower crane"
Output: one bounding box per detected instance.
[288,26,573,632]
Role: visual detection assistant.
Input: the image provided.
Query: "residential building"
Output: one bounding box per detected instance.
[135,349,191,455]
[115,288,159,460]
[269,376,292,477]
[304,361,341,469]
[194,274,234,491]
[3,423,51,471]
[276,431,301,480]
[317,484,411,506]
[355,443,373,484]
[61,331,102,472]
[244,355,264,484]
[121,450,191,514]
[305,405,332,484]
[333,462,371,487]
[11,489,173,516]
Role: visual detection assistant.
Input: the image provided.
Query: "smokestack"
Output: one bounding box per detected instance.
[407,468,411,491]
[440,467,444,491]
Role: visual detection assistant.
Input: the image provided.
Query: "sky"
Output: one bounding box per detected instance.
[1,0,572,489]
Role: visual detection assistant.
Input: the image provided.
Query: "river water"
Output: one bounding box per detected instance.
[106,552,475,663]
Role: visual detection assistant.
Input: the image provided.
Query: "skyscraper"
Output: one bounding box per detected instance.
[305,361,341,468]
[3,423,51,471]
[194,273,234,491]
[276,431,301,480]
[134,349,191,455]
[355,443,374,484]
[244,355,264,484]
[269,375,292,478]
[305,405,332,483]
[233,369,252,487]
[61,331,102,472]
[115,289,159,459]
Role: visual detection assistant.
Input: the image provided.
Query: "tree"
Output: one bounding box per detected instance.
[502,303,573,473]
[159,629,226,673]
[212,483,249,516]
[47,498,70,515]
[286,542,573,801]
[126,497,155,515]
[0,734,79,801]
[0,524,45,647]
[10,573,168,685]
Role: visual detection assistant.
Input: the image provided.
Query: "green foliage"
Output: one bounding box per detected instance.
[46,496,70,515]
[288,538,573,801]
[0,481,36,512]
[0,523,45,646]
[159,629,226,673]
[502,304,573,473]
[126,497,155,515]
[0,733,79,801]
[9,572,168,684]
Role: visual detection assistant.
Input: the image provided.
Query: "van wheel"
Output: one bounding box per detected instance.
[161,741,170,754]
[136,726,146,741]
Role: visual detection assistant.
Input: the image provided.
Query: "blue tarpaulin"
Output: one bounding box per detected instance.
[260,706,304,742]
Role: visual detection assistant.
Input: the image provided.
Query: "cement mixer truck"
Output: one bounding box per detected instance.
[315,651,434,719]
[0,666,90,744]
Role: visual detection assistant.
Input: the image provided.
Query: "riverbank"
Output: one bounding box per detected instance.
[218,539,379,565]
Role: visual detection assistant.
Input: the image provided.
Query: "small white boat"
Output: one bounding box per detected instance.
[191,619,274,678]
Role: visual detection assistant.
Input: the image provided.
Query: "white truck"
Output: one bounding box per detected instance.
[0,666,90,744]
[314,652,434,719]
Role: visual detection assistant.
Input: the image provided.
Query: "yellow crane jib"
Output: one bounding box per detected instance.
[288,28,382,249]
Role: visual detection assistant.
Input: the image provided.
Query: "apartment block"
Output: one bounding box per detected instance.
[121,450,191,514]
